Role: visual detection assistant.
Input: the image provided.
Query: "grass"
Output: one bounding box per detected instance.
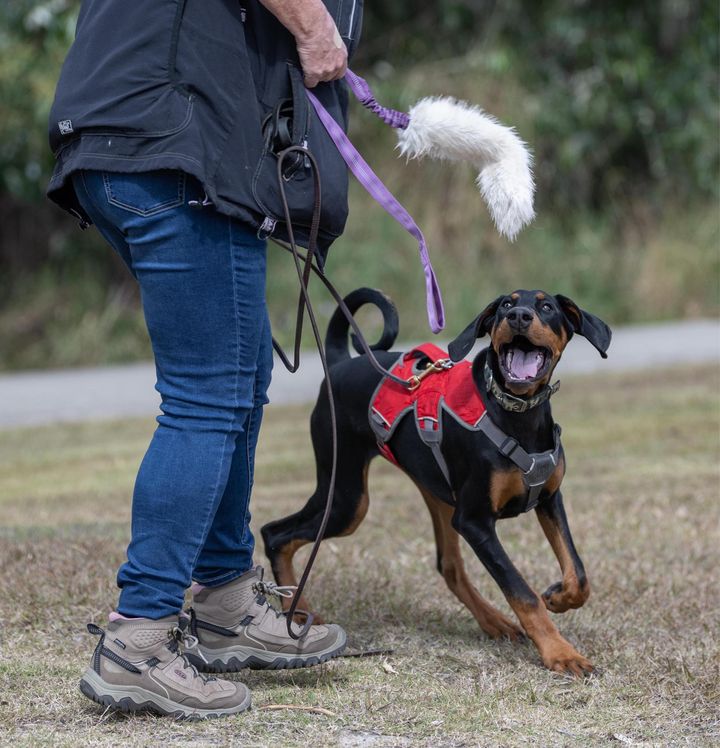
[2,195,716,371]
[0,364,719,746]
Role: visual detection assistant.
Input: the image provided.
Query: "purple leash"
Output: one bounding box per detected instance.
[305,71,445,334]
[343,69,411,129]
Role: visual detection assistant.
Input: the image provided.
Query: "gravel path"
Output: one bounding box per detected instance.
[1,319,717,427]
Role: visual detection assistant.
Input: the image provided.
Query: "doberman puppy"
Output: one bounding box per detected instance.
[262,288,611,675]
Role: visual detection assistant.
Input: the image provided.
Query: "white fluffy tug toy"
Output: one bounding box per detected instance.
[341,69,536,241]
[398,96,535,241]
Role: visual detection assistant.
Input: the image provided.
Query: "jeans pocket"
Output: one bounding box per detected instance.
[102,170,186,217]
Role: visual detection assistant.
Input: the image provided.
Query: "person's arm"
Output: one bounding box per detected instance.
[259,0,347,88]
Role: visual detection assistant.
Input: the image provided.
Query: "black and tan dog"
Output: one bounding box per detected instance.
[262,288,611,675]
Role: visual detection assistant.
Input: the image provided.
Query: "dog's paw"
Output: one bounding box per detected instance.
[541,642,594,678]
[542,580,590,613]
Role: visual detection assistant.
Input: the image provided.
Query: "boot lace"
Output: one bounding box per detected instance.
[167,624,216,682]
[251,580,315,631]
[252,580,297,600]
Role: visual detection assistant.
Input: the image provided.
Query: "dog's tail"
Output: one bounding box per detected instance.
[325,288,399,368]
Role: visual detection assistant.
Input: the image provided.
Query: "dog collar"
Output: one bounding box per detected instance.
[484,361,560,413]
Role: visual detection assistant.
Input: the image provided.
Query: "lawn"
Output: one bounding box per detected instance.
[0,365,718,747]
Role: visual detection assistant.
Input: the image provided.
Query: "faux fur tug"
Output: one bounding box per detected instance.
[398,97,535,241]
[342,70,536,243]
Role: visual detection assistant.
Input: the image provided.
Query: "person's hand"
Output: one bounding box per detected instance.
[295,9,347,88]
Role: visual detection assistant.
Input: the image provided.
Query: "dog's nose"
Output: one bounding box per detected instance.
[506,306,534,330]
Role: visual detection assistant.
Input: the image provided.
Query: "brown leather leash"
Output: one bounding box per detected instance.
[271,145,413,638]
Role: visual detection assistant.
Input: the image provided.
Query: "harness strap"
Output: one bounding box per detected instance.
[476,417,563,511]
[416,420,452,485]
[476,415,534,473]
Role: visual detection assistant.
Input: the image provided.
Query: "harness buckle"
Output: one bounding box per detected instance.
[499,436,520,459]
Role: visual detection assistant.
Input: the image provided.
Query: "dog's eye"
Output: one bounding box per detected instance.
[502,301,513,309]
[541,303,553,312]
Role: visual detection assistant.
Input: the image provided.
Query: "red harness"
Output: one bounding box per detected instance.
[369,344,486,469]
[369,344,564,512]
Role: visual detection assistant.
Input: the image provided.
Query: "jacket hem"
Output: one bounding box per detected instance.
[47,148,261,231]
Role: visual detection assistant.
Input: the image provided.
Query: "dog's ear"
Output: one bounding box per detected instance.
[556,295,612,358]
[448,296,503,362]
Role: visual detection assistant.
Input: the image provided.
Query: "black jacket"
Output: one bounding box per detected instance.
[47,0,363,256]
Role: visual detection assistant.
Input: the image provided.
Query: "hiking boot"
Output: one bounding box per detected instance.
[78,615,251,719]
[185,566,347,672]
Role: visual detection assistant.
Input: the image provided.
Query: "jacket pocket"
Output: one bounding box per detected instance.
[49,1,196,153]
[251,64,312,219]
[103,171,186,217]
[251,63,349,255]
[174,6,250,134]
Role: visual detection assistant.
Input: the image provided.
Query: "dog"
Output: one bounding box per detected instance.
[261,288,611,676]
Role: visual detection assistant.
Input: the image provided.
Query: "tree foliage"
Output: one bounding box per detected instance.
[0,0,77,201]
[358,0,719,208]
[497,0,719,207]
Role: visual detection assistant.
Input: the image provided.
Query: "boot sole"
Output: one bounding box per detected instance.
[188,628,347,673]
[79,668,251,720]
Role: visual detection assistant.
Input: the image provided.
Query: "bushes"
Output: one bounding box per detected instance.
[0,0,77,200]
[498,0,719,208]
[357,0,719,208]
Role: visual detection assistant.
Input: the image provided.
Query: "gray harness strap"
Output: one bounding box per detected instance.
[415,417,452,485]
[414,411,561,513]
[475,417,562,512]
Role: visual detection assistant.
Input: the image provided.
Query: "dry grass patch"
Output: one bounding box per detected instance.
[0,365,718,746]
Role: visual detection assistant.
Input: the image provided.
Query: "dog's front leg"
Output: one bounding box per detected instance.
[536,490,590,613]
[453,505,593,676]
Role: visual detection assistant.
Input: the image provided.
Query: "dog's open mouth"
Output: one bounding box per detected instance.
[499,337,552,384]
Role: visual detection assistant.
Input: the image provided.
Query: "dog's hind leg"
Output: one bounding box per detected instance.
[261,427,372,623]
[418,486,524,640]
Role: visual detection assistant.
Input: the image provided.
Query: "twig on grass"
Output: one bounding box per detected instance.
[97,705,117,724]
[341,647,395,658]
[258,704,337,717]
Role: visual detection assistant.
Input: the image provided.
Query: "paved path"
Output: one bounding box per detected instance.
[1,319,717,428]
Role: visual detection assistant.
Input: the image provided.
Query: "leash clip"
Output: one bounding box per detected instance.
[188,193,212,210]
[407,358,453,391]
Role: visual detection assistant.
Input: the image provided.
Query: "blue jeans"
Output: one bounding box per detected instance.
[72,170,273,619]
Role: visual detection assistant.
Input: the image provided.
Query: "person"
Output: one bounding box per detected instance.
[47,0,361,719]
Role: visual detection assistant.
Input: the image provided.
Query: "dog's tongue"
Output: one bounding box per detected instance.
[509,348,543,380]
